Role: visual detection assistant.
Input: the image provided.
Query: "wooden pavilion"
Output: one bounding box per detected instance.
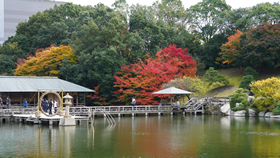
[0,76,94,106]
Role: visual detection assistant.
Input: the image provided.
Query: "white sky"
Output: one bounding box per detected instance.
[65,0,280,9]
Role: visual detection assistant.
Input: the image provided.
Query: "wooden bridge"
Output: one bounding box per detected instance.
[0,97,229,125]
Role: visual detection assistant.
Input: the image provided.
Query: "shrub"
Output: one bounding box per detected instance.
[273,104,280,115]
[240,100,250,107]
[250,77,280,111]
[243,66,258,77]
[229,88,248,109]
[232,106,246,111]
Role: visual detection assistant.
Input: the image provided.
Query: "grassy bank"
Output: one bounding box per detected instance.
[202,68,280,97]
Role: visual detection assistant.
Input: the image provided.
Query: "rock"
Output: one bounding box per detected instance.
[248,109,255,117]
[234,110,246,117]
[220,103,234,116]
[265,112,273,117]
[247,96,255,102]
[259,112,265,117]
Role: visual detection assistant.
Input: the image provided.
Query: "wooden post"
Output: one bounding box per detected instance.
[160,94,162,106]
[76,93,78,106]
[20,93,22,106]
[84,92,86,106]
[202,104,204,114]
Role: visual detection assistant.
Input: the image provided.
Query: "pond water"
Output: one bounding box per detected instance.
[1,115,280,158]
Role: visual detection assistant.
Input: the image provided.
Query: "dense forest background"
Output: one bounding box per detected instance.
[0,0,280,105]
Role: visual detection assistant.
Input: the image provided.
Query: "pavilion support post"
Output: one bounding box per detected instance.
[160,94,162,106]
[20,93,22,106]
[84,93,86,106]
[76,93,78,106]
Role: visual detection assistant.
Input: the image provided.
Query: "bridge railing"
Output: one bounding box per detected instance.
[68,105,172,113]
[0,105,174,116]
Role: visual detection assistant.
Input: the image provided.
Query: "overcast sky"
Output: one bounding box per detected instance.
[64,0,280,9]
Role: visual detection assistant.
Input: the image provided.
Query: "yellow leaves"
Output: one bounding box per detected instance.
[250,77,280,111]
[222,60,233,64]
[14,45,77,77]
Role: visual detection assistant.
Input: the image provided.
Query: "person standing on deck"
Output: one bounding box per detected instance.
[49,99,53,115]
[44,98,48,113]
[54,99,58,113]
[41,99,44,112]
[6,96,11,109]
[0,96,3,109]
[23,99,28,108]
[132,97,136,110]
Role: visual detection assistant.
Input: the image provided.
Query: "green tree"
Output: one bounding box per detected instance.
[61,5,130,99]
[243,66,258,78]
[198,33,228,68]
[204,67,229,87]
[162,76,206,97]
[248,3,280,28]
[31,22,69,50]
[152,0,190,32]
[0,55,16,75]
[237,23,280,68]
[0,42,24,75]
[187,0,231,42]
[229,88,248,109]
[239,75,255,93]
[8,3,83,55]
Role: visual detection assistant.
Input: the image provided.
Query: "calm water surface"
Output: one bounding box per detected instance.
[1,115,280,158]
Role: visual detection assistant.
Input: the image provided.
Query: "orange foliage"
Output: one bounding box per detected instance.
[113,44,197,105]
[220,30,242,64]
[14,45,77,76]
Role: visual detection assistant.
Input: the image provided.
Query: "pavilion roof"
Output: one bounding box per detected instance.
[152,87,193,95]
[0,76,94,93]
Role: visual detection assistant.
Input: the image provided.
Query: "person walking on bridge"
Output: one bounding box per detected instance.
[132,97,136,110]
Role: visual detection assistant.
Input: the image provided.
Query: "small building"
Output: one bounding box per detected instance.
[0,76,94,106]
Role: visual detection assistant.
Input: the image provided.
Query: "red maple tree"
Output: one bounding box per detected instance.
[113,44,197,105]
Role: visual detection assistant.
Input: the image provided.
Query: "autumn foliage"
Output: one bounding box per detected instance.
[219,30,242,64]
[113,44,197,105]
[250,77,280,111]
[14,45,77,76]
[239,22,280,68]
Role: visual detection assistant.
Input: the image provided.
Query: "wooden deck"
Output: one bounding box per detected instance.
[0,105,176,125]
[0,97,230,125]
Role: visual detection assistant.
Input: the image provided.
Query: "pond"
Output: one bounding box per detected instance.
[1,115,280,158]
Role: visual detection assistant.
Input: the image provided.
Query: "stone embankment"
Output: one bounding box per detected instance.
[220,103,280,118]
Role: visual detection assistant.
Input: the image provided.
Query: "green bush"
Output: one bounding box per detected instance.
[229,88,248,109]
[245,108,249,117]
[232,106,246,111]
[241,100,250,107]
[272,104,280,115]
[243,66,258,78]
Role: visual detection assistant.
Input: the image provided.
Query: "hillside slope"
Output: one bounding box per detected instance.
[203,68,280,97]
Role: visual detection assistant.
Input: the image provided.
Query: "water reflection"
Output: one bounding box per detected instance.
[2,116,280,157]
